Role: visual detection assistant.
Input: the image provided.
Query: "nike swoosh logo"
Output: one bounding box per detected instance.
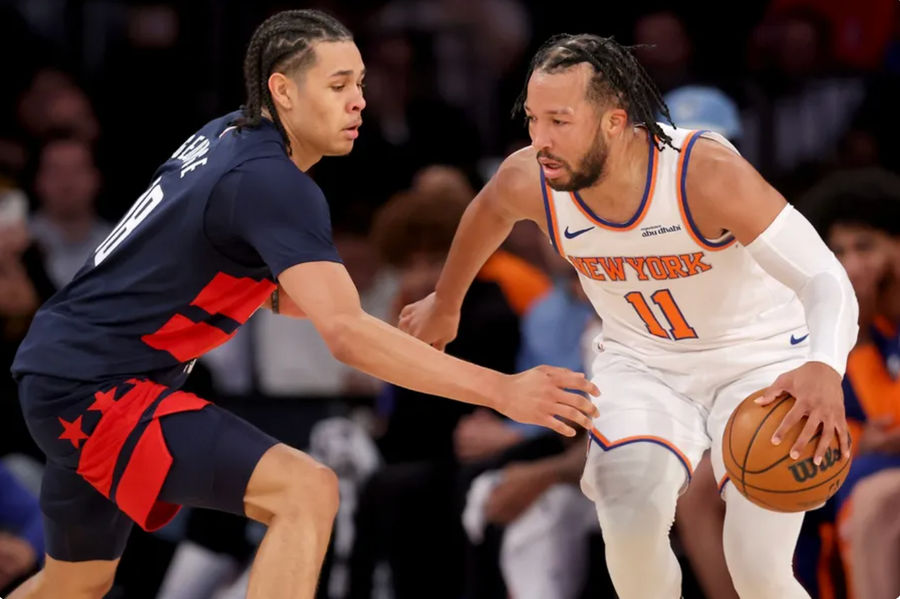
[564,225,595,239]
[790,333,809,345]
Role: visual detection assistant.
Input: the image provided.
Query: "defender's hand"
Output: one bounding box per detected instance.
[493,365,599,437]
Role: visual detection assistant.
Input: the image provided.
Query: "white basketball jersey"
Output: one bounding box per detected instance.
[542,124,805,357]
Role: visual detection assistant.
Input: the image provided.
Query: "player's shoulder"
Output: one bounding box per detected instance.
[492,146,542,201]
[684,133,753,199]
[232,154,325,203]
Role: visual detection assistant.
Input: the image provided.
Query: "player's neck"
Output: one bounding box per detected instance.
[284,130,322,172]
[261,111,322,172]
[577,128,650,223]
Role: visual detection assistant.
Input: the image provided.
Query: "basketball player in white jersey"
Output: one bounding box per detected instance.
[399,34,858,599]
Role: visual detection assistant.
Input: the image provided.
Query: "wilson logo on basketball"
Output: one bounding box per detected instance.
[787,447,842,483]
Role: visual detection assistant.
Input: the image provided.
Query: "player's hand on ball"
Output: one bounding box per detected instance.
[756,361,850,466]
[496,365,599,436]
[398,292,460,351]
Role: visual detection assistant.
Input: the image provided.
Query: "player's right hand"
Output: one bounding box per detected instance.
[495,365,600,436]
[398,292,460,351]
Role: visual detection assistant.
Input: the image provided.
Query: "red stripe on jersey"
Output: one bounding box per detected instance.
[142,314,236,362]
[190,272,275,323]
[143,273,275,361]
[77,380,166,497]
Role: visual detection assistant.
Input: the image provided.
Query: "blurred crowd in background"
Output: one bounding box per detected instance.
[1,1,899,598]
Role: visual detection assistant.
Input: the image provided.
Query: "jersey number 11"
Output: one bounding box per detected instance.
[625,290,697,340]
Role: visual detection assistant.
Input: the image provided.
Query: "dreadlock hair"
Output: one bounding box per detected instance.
[235,9,352,154]
[514,33,675,150]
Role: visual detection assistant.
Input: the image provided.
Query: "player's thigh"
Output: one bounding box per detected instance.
[39,461,134,563]
[584,353,708,502]
[708,358,806,491]
[156,403,285,520]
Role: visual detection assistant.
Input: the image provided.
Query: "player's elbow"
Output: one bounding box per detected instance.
[320,313,361,364]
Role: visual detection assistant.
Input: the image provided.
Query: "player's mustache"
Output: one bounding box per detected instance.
[536,151,570,168]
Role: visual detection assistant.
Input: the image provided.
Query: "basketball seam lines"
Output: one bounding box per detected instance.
[738,395,792,495]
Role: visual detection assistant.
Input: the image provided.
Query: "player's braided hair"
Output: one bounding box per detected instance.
[514,33,676,150]
[235,9,352,154]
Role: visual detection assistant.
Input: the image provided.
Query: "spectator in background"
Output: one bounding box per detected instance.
[0,178,55,460]
[16,69,100,144]
[371,0,531,153]
[0,176,50,594]
[663,85,743,147]
[0,463,43,595]
[30,135,111,288]
[633,11,696,95]
[741,6,867,183]
[799,168,900,599]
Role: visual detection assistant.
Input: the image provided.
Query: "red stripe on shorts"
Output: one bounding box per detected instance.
[77,380,167,497]
[115,390,210,531]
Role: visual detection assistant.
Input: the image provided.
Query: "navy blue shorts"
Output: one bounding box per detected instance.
[17,374,279,562]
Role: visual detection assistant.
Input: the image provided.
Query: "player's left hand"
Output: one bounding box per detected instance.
[756,361,850,466]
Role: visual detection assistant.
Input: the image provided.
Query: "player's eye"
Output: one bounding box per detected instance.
[331,84,346,92]
[553,119,566,126]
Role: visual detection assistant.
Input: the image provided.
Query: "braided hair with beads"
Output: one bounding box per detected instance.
[514,33,676,150]
[235,9,352,154]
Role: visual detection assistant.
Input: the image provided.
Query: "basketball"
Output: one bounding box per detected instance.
[723,389,852,513]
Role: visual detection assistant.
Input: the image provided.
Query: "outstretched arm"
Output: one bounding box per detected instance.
[279,260,599,436]
[399,148,547,349]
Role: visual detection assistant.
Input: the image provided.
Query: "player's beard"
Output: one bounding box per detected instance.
[542,133,608,192]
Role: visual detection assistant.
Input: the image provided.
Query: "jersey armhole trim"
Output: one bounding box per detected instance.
[540,168,566,258]
[677,130,737,252]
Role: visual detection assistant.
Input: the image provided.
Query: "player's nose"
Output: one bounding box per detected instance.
[350,91,366,112]
[530,125,551,152]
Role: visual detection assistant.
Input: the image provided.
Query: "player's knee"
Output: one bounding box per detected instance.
[725,540,796,598]
[276,458,339,524]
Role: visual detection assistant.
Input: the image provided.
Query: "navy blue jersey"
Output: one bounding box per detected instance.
[13,111,341,386]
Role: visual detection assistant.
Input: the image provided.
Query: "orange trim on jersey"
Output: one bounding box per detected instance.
[717,474,730,495]
[542,179,566,258]
[568,142,659,231]
[676,130,737,252]
[590,427,694,478]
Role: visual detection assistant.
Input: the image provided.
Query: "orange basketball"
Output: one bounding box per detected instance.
[722,389,852,513]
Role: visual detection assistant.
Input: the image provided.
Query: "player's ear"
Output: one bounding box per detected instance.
[603,107,628,137]
[268,72,295,111]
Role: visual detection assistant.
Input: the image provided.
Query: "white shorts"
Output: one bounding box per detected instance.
[580,333,809,499]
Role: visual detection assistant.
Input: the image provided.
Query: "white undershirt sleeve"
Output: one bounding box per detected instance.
[744,204,859,376]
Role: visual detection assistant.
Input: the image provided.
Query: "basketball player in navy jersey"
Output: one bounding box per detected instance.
[7,11,598,599]
[401,34,857,598]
